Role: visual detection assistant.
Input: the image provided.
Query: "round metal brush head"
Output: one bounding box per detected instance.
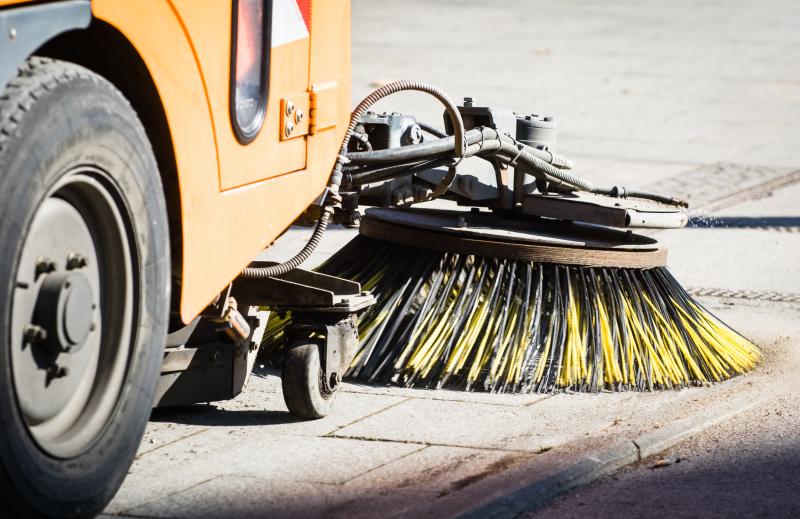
[360,207,667,269]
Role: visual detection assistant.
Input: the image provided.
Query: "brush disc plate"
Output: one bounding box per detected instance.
[360,208,667,268]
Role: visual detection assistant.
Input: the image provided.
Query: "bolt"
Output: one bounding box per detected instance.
[294,109,303,124]
[23,324,47,343]
[284,121,294,137]
[90,322,96,332]
[35,257,56,276]
[212,351,222,362]
[457,216,467,228]
[66,252,88,270]
[64,280,71,289]
[404,124,423,145]
[285,101,295,116]
[346,210,361,228]
[45,364,70,384]
[9,27,16,42]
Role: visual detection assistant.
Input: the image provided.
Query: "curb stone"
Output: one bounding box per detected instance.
[633,381,772,460]
[455,385,775,519]
[456,440,638,519]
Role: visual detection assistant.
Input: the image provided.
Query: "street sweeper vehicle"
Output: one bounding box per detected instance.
[0,0,758,517]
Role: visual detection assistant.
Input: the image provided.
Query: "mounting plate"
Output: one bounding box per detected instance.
[521,191,688,229]
[360,208,668,269]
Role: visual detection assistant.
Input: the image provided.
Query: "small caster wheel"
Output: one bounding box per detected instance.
[282,341,335,419]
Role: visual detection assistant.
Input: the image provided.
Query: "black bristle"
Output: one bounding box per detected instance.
[261,236,760,393]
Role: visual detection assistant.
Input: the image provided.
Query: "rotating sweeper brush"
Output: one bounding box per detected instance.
[316,208,758,392]
[260,81,760,393]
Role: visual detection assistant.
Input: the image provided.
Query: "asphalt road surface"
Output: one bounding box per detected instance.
[531,389,800,518]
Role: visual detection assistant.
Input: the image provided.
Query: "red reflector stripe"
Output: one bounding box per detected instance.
[296,0,311,31]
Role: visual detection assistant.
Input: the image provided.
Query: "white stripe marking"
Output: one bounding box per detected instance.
[271,0,309,47]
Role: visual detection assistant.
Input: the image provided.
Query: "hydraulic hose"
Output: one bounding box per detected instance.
[347,157,454,186]
[239,80,465,279]
[346,133,463,164]
[465,132,592,191]
[347,128,568,168]
[593,186,689,207]
[418,121,447,138]
[347,127,592,191]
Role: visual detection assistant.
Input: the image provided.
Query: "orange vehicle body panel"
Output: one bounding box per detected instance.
[169,0,309,189]
[86,0,351,322]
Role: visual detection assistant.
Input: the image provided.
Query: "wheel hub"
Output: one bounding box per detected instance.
[32,270,94,355]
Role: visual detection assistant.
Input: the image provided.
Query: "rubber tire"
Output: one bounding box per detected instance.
[0,58,170,518]
[282,342,335,419]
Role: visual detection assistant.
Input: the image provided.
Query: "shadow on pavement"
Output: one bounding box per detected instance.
[533,441,800,518]
[149,405,302,427]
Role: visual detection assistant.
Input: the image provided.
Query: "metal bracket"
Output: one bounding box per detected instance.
[280,93,310,140]
[230,261,375,312]
[286,313,358,393]
[0,1,91,91]
[521,191,688,229]
[231,262,375,392]
[310,81,339,134]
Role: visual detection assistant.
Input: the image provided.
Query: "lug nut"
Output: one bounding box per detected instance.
[23,324,47,343]
[66,252,88,270]
[47,365,69,382]
[35,257,56,276]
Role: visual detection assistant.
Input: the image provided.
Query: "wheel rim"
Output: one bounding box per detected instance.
[318,364,335,400]
[10,166,137,458]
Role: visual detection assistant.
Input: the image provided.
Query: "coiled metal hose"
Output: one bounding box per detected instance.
[240,80,465,279]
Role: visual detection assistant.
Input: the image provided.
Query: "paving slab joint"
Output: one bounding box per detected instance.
[631,439,642,461]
